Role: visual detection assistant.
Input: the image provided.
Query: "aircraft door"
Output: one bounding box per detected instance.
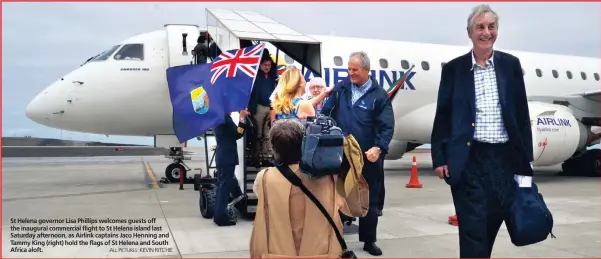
[164,24,200,67]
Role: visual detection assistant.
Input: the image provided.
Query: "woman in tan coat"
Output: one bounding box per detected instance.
[250,119,369,258]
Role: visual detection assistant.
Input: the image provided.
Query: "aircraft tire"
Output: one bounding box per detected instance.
[165,163,187,183]
[199,188,216,219]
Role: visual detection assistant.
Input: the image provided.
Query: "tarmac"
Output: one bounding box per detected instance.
[1,146,188,158]
[2,150,600,258]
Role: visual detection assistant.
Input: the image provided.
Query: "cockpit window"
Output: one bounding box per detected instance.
[91,45,121,61]
[81,45,121,66]
[113,44,144,61]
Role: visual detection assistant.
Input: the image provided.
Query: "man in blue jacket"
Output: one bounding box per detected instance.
[321,51,395,256]
[213,109,250,226]
[431,4,533,258]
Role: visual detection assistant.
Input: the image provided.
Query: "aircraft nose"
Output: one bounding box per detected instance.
[25,95,47,124]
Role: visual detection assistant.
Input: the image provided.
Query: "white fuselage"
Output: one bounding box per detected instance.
[26,30,601,149]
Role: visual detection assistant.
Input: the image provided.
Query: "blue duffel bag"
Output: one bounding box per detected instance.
[505,182,556,246]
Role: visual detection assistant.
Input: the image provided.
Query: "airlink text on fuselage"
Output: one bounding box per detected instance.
[303,68,417,90]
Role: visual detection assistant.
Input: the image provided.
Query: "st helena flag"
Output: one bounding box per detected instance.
[166,43,266,143]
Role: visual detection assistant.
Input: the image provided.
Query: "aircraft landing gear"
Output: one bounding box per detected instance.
[561,148,601,177]
[165,163,188,183]
[164,147,192,183]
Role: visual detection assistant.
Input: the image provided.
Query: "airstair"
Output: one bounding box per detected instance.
[187,8,324,220]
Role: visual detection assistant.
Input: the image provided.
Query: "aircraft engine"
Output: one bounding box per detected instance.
[384,139,407,160]
[528,102,593,167]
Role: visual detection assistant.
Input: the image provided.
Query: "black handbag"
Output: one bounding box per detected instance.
[275,163,357,259]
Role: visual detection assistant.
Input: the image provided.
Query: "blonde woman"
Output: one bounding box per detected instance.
[270,66,332,123]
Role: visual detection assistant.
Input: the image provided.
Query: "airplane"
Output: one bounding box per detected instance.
[25,9,601,201]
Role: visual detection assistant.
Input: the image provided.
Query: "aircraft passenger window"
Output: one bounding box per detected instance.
[113,44,144,61]
[581,72,587,80]
[379,59,388,69]
[594,73,600,81]
[333,56,343,66]
[535,69,542,77]
[91,45,121,61]
[552,70,558,78]
[421,61,430,71]
[566,71,573,79]
[401,60,409,70]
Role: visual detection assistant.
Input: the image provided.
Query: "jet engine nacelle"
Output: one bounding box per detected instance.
[528,102,591,166]
[384,139,407,160]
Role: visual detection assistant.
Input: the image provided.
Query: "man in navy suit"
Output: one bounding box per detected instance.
[431,4,534,258]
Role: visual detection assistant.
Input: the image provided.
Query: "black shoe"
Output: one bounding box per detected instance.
[363,242,382,256]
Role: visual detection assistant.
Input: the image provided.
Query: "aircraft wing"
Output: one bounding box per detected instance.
[577,90,601,102]
[528,90,601,122]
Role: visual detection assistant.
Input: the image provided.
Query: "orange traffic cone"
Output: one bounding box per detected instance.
[448,214,458,226]
[406,156,423,188]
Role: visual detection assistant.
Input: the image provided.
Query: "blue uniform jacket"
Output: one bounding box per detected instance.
[214,115,248,167]
[321,76,395,155]
[431,50,534,186]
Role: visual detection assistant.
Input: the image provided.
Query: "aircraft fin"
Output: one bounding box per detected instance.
[387,64,415,99]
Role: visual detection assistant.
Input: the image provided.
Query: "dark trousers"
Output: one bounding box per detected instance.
[214,165,242,225]
[377,177,385,211]
[451,141,518,258]
[358,158,384,243]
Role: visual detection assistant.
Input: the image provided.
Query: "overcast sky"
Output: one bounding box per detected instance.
[2,2,600,146]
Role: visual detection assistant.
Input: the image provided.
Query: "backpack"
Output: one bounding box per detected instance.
[299,115,345,178]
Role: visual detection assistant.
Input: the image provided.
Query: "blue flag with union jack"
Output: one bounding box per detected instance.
[211,43,266,113]
[166,43,266,143]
